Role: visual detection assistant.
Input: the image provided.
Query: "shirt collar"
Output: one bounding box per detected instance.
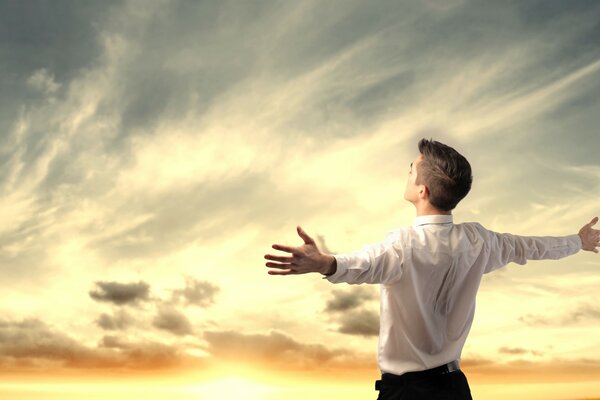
[412,214,454,227]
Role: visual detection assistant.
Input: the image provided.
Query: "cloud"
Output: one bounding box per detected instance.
[0,318,96,366]
[203,330,373,371]
[324,288,379,336]
[518,314,552,326]
[171,277,219,307]
[315,234,335,254]
[569,303,600,323]
[519,303,600,326]
[460,356,496,369]
[152,307,193,336]
[325,287,377,312]
[96,310,134,331]
[0,0,114,138]
[99,335,129,349]
[462,356,600,384]
[89,281,150,306]
[337,309,379,337]
[0,317,202,372]
[91,277,219,335]
[498,347,543,357]
[26,69,61,95]
[97,334,187,370]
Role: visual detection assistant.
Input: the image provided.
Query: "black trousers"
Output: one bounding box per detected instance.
[375,369,473,400]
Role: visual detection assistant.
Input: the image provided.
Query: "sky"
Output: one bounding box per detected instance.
[0,0,599,399]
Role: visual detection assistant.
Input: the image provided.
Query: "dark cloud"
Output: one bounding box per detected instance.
[337,309,379,337]
[98,1,299,150]
[325,287,377,312]
[171,277,219,307]
[97,335,185,370]
[0,318,95,366]
[0,317,188,370]
[89,281,150,306]
[325,288,379,336]
[152,307,193,336]
[99,335,129,350]
[203,330,355,369]
[0,0,116,141]
[96,310,134,331]
[268,0,600,142]
[0,0,116,80]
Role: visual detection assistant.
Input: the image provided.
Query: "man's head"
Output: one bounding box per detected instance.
[404,138,473,212]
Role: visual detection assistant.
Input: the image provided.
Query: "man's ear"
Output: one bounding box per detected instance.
[418,185,430,200]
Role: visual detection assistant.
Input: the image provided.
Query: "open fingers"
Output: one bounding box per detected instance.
[271,243,300,255]
[265,261,292,269]
[267,268,299,275]
[264,254,294,263]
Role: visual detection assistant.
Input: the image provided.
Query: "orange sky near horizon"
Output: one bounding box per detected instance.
[0,368,600,400]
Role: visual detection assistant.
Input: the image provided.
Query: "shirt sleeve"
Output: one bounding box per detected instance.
[324,231,404,285]
[477,224,582,274]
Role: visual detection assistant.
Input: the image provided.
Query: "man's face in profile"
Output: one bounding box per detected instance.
[404,154,425,205]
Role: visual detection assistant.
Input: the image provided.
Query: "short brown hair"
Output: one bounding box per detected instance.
[416,138,473,211]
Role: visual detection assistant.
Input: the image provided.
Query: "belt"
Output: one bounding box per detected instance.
[375,360,461,390]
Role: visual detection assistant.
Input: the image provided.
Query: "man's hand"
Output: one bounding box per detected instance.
[578,216,600,253]
[264,226,336,276]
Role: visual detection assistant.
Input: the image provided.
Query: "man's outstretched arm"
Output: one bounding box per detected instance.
[481,216,599,274]
[264,226,337,276]
[265,226,404,284]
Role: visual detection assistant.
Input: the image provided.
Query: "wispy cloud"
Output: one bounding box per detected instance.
[520,303,600,326]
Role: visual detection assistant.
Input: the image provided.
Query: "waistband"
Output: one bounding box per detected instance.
[376,360,460,389]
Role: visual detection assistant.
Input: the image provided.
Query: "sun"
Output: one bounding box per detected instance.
[185,376,277,400]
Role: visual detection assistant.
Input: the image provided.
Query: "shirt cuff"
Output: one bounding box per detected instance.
[567,233,582,252]
[323,254,348,283]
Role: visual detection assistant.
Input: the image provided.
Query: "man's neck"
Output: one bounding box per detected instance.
[414,203,451,217]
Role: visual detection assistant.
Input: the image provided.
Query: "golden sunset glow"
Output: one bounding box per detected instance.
[0,0,599,399]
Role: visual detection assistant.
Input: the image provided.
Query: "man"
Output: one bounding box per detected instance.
[264,138,599,400]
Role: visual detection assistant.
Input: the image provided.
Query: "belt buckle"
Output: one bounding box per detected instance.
[442,360,460,374]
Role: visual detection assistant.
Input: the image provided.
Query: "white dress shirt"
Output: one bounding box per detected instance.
[326,214,582,375]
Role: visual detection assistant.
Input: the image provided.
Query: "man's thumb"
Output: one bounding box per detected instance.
[297,226,315,245]
[589,216,599,226]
